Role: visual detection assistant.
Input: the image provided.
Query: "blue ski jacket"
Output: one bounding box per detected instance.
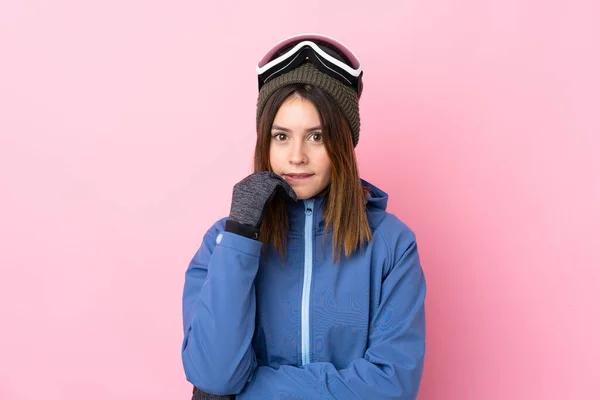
[182,179,426,399]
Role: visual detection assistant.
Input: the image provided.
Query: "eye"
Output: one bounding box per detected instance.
[272,133,287,141]
[310,133,323,142]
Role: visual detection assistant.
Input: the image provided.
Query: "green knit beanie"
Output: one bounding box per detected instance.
[256,62,363,147]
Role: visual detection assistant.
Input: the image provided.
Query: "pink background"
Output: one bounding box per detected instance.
[1,1,599,399]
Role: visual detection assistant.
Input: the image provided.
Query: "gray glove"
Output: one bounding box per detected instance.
[228,171,297,228]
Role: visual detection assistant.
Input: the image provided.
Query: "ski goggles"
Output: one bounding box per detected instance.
[256,33,363,92]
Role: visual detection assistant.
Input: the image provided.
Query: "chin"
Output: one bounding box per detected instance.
[290,189,306,200]
[294,189,320,200]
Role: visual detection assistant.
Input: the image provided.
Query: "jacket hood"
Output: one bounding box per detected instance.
[361,178,388,212]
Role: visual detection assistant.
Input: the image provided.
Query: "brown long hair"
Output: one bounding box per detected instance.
[254,83,372,263]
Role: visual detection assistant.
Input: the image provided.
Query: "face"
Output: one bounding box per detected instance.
[269,95,332,200]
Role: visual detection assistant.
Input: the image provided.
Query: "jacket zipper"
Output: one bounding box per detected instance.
[301,199,314,366]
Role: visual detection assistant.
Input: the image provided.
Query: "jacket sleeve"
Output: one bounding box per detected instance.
[181,219,262,395]
[237,234,426,400]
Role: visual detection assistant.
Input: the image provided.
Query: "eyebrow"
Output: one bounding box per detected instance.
[271,124,322,132]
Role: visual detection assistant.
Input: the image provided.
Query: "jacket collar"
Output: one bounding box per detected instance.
[285,178,389,235]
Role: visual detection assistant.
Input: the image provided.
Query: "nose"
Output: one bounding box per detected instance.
[289,141,308,165]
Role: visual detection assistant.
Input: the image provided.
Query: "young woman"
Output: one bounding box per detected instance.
[182,33,426,400]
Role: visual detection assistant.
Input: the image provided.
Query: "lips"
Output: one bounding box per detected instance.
[284,173,314,182]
